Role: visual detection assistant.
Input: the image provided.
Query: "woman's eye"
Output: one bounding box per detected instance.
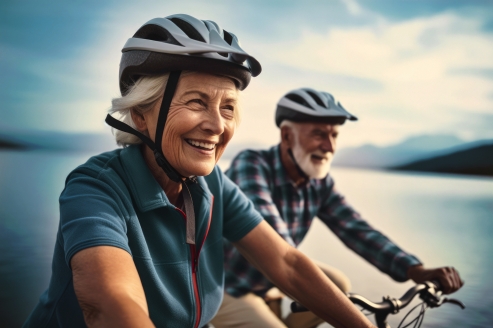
[189,99,205,107]
[221,106,235,119]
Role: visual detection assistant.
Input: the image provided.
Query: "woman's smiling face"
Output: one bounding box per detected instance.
[140,72,239,177]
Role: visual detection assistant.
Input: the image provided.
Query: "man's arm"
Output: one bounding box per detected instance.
[407,265,464,294]
[318,184,463,293]
[71,246,155,328]
[318,184,422,282]
[233,221,375,328]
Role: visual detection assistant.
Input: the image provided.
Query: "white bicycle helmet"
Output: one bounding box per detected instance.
[119,14,261,94]
[275,88,357,126]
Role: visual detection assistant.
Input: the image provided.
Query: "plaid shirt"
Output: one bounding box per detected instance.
[223,145,421,297]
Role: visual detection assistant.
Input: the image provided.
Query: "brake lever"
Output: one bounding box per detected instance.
[420,281,465,309]
[442,298,466,309]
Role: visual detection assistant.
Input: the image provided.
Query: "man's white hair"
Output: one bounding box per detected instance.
[108,72,242,147]
[279,120,299,137]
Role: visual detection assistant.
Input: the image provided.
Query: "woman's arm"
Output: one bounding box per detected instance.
[233,221,375,328]
[71,246,155,328]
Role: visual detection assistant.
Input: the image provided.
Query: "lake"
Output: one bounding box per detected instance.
[1,150,492,327]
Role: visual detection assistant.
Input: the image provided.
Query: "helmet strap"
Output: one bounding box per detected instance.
[287,148,309,182]
[153,70,198,245]
[153,70,183,182]
[105,70,197,245]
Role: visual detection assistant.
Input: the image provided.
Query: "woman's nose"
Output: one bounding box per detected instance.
[201,107,224,135]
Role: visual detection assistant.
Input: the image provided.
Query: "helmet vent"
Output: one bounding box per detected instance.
[306,91,326,107]
[285,93,314,110]
[169,17,206,43]
[133,24,181,45]
[223,30,233,45]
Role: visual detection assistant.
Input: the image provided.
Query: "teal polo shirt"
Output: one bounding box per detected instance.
[24,145,263,328]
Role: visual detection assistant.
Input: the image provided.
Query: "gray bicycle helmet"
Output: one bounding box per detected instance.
[275,88,357,127]
[119,14,261,94]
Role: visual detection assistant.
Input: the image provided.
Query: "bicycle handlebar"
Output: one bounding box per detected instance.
[349,282,433,314]
[291,281,464,327]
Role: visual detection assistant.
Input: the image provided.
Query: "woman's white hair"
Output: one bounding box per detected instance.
[109,72,241,147]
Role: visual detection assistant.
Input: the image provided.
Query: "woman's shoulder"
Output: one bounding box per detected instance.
[67,148,126,181]
[60,147,140,214]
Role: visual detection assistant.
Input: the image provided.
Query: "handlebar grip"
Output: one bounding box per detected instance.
[290,301,308,313]
[431,280,441,290]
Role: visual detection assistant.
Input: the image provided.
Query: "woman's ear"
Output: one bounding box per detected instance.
[130,109,147,132]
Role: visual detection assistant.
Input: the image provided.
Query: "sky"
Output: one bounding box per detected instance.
[1,0,493,149]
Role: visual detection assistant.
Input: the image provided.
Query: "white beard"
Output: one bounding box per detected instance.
[292,142,333,179]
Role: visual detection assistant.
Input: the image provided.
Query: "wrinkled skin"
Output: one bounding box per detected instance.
[132,72,239,204]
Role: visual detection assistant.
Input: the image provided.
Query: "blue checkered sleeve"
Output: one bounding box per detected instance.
[317,184,421,282]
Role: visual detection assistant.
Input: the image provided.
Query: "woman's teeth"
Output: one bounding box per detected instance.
[187,139,216,150]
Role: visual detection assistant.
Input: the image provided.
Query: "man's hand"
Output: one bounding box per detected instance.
[407,265,464,294]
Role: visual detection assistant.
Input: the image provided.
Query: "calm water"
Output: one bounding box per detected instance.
[1,150,492,327]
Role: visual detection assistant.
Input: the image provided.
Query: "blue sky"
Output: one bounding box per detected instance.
[1,0,492,148]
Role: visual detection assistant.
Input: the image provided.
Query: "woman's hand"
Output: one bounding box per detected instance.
[71,246,155,328]
[407,264,464,294]
[233,221,376,328]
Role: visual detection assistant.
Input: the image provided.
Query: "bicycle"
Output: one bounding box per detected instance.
[290,281,465,328]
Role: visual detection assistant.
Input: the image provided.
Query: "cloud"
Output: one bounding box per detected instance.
[448,68,493,80]
[2,1,492,149]
[446,111,493,140]
[340,0,364,16]
[242,11,493,147]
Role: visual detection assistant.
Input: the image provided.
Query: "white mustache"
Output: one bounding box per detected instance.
[310,152,333,161]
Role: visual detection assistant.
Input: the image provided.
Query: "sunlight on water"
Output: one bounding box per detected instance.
[1,153,491,327]
[0,150,98,327]
[298,168,493,327]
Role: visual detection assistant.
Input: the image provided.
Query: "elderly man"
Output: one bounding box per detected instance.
[211,88,464,328]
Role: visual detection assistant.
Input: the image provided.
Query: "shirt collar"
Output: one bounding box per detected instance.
[271,144,314,189]
[119,145,213,213]
[120,145,172,212]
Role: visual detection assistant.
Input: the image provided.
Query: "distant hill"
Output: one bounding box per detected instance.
[0,139,31,150]
[0,131,116,153]
[332,134,491,169]
[391,144,493,177]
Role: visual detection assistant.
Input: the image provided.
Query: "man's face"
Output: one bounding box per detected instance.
[291,122,340,179]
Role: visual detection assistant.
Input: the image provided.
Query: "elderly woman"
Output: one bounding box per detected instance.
[23,14,375,328]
